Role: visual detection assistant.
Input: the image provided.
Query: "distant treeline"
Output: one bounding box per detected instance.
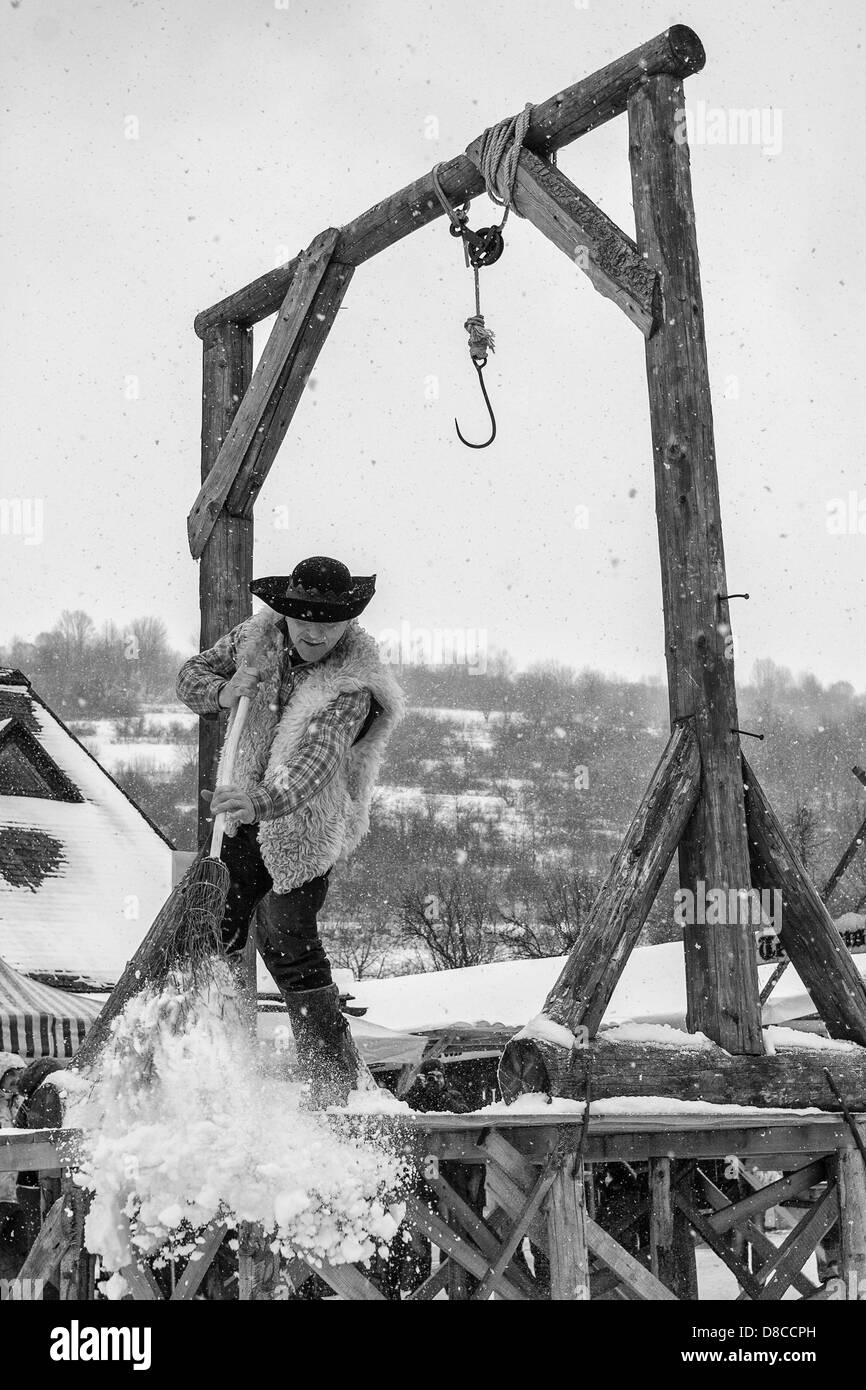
[2,609,187,717]
[3,614,865,970]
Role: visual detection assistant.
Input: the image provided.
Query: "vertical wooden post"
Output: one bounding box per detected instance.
[837,1147,866,1301]
[649,1157,673,1284]
[58,1175,95,1300]
[628,75,763,1054]
[438,1161,473,1299]
[650,1158,697,1298]
[547,1154,590,1301]
[197,322,254,844]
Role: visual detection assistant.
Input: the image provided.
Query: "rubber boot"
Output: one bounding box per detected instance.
[282,983,372,1109]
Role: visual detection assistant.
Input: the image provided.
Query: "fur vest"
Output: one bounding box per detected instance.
[216,609,405,892]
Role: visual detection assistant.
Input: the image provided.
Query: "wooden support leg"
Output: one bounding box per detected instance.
[438,1162,472,1299]
[743,756,866,1045]
[649,1158,675,1291]
[238,1220,277,1301]
[500,723,700,1097]
[196,321,254,843]
[547,1152,590,1301]
[628,73,763,1055]
[656,1162,698,1300]
[59,1176,95,1300]
[837,1148,866,1300]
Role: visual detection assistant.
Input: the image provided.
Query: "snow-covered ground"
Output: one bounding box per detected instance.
[346,934,866,1036]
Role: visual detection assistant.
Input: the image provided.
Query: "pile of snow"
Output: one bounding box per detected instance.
[61,963,410,1284]
[599,1022,715,1049]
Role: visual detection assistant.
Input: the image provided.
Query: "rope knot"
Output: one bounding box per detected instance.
[464,313,495,366]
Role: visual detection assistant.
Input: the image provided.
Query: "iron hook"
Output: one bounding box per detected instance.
[455,358,497,449]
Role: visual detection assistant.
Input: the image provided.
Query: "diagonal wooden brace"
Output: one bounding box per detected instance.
[187,227,352,558]
[464,142,659,336]
[743,754,866,1044]
[499,722,700,1099]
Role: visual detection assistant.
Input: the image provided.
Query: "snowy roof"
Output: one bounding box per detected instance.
[0,671,174,988]
[347,933,866,1036]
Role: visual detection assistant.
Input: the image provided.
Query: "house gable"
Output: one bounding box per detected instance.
[0,718,84,803]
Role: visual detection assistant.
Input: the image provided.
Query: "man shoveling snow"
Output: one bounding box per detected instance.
[177,556,405,1107]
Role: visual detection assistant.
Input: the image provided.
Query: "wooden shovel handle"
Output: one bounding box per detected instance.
[209,694,251,860]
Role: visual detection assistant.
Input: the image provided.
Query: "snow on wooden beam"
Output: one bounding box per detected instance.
[743,754,866,1046]
[498,1033,866,1111]
[464,143,660,337]
[193,26,705,336]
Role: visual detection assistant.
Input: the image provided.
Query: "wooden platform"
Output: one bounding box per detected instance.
[4,1106,864,1302]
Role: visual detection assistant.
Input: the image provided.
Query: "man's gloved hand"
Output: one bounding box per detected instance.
[218,664,260,709]
[203,785,256,824]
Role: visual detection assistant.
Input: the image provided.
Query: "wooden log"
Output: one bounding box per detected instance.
[499,1035,866,1111]
[836,1147,866,1300]
[193,27,705,336]
[464,143,659,336]
[628,74,763,1054]
[187,229,347,558]
[547,1153,590,1300]
[196,320,253,842]
[743,755,866,1044]
[534,721,700,1043]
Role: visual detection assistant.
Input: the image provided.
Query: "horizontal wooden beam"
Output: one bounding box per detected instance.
[743,755,866,1045]
[465,143,659,336]
[499,1034,866,1111]
[194,26,705,336]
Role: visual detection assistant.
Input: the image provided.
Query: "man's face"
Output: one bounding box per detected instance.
[285,616,349,663]
[0,1069,23,1099]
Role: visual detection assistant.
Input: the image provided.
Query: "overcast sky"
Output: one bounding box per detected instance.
[2,0,864,691]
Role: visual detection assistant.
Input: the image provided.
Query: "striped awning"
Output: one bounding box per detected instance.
[0,953,101,1058]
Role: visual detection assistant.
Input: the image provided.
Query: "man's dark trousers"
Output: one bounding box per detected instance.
[219,822,333,994]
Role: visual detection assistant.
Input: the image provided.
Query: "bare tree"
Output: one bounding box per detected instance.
[499,861,600,959]
[785,801,824,872]
[323,918,392,980]
[399,869,501,969]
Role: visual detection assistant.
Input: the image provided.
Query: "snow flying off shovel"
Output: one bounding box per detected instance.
[72,693,252,1071]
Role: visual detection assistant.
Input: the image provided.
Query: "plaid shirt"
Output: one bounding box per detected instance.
[176,621,371,823]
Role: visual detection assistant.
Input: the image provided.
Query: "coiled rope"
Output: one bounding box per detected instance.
[473,101,533,226]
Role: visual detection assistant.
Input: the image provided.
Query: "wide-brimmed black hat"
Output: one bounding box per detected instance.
[250,556,376,621]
